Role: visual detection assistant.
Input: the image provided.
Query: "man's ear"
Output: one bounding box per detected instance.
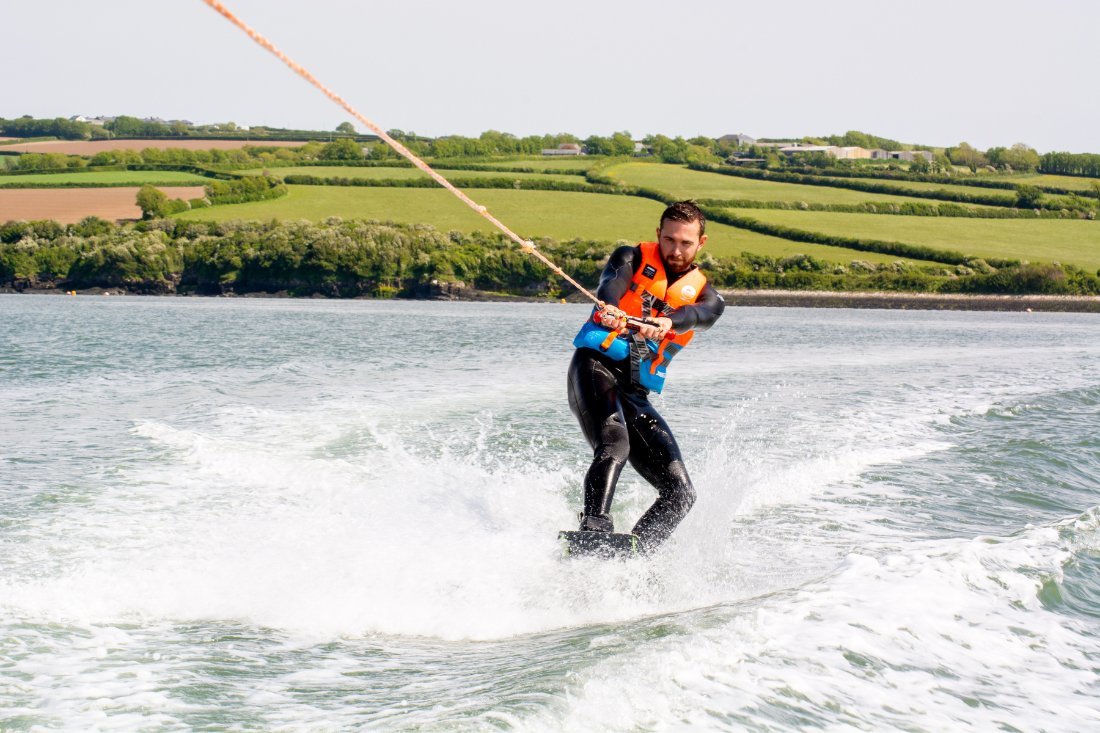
[698,234,708,249]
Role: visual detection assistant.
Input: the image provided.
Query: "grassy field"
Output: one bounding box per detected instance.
[1009,173,1100,192]
[818,176,1017,199]
[605,162,942,207]
[236,166,586,183]
[737,209,1100,270]
[172,184,926,265]
[0,170,211,185]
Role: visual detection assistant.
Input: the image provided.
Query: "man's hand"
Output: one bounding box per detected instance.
[597,304,628,331]
[634,316,673,341]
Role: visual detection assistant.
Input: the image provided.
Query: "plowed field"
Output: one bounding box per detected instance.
[0,186,207,223]
[1,139,316,154]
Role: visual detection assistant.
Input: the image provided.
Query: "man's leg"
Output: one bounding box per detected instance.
[567,351,630,532]
[621,396,697,549]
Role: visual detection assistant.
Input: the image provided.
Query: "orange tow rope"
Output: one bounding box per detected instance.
[199,0,602,306]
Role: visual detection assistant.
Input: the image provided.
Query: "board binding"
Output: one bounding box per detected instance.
[559,530,640,558]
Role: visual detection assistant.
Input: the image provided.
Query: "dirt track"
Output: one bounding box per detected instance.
[0,187,207,224]
[0,139,316,154]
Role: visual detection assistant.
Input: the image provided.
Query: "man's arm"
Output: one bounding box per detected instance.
[596,245,640,305]
[668,284,724,332]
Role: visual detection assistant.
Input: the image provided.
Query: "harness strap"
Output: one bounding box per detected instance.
[637,287,675,319]
[629,333,647,386]
[649,341,683,374]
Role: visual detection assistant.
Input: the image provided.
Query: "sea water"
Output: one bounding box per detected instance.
[1,295,1098,731]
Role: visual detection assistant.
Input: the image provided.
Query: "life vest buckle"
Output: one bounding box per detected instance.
[598,330,619,351]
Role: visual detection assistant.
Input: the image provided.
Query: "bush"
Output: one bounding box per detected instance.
[940,263,1100,295]
[204,174,287,204]
[136,185,169,219]
[1015,185,1043,208]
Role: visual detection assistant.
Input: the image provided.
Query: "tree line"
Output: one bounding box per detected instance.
[0,115,373,141]
[2,218,1096,297]
[1040,152,1100,177]
[0,116,104,140]
[4,141,360,172]
[7,115,1100,179]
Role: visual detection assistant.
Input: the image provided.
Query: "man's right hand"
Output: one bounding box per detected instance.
[597,304,628,331]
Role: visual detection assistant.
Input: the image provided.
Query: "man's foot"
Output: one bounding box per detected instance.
[578,513,614,532]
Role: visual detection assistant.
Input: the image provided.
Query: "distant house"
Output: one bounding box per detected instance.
[71,115,112,126]
[719,133,756,146]
[869,148,889,159]
[633,141,650,156]
[542,143,584,156]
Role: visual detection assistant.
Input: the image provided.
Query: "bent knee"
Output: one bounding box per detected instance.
[675,483,697,514]
[665,462,695,510]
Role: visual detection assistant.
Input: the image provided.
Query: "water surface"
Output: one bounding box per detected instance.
[2,295,1098,730]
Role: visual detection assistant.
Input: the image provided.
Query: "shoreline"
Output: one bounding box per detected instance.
[719,289,1100,313]
[3,286,1099,313]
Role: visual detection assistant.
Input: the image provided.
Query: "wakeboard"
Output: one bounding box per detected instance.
[558,530,640,559]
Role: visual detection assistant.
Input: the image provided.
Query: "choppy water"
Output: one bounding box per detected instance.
[1,294,1098,731]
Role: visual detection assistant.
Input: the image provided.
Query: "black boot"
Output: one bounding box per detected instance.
[578,513,614,533]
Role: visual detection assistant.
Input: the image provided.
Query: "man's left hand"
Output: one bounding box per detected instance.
[634,317,673,341]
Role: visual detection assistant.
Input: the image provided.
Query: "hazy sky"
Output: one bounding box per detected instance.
[6,0,1098,153]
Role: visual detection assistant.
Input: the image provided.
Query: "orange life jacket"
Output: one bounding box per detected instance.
[573,241,708,393]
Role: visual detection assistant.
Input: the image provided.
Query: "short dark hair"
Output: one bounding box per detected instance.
[659,200,706,236]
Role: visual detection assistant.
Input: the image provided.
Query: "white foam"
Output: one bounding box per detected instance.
[526,513,1100,731]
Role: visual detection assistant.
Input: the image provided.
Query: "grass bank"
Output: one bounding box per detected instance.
[734,209,1100,271]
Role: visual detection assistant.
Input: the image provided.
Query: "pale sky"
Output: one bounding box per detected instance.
[5,0,1098,153]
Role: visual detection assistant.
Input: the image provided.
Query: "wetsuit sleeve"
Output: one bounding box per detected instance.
[596,245,640,305]
[669,283,724,332]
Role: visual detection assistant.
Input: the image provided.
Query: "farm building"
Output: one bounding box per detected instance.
[778,144,838,155]
[778,145,933,162]
[542,143,584,156]
[836,146,872,159]
[719,133,756,146]
[888,150,934,162]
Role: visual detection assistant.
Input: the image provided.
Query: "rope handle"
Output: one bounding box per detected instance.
[594,306,677,340]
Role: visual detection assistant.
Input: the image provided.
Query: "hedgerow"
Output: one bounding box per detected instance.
[3,218,1096,296]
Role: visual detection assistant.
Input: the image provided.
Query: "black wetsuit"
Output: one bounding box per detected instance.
[567,244,725,549]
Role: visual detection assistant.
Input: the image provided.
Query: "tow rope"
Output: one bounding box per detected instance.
[199,0,603,307]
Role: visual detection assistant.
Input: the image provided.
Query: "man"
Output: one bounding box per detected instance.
[567,200,725,551]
